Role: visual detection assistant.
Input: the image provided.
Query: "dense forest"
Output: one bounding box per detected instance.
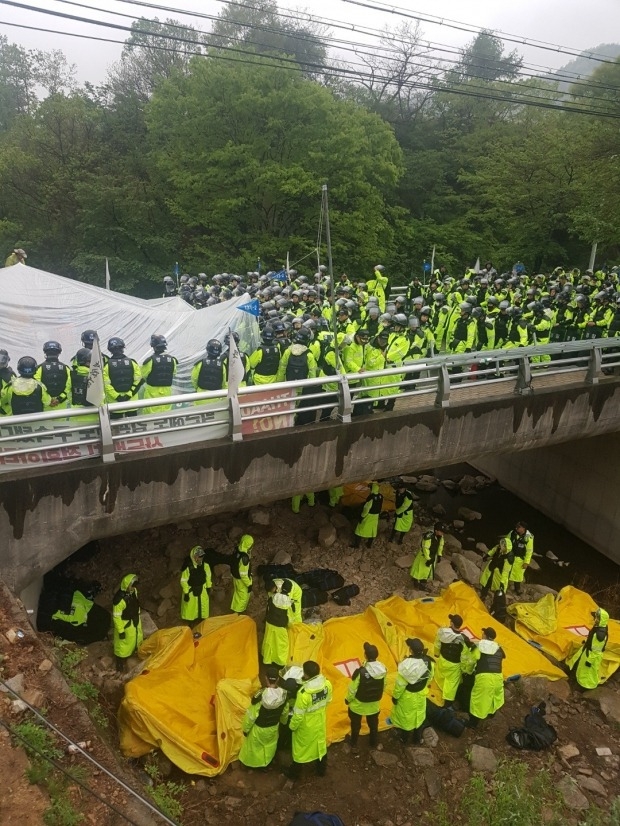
[0,2,618,295]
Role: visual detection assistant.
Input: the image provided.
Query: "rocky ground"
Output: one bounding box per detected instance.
[2,471,620,825]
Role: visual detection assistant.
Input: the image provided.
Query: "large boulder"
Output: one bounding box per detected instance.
[271,549,292,565]
[442,533,462,553]
[318,524,337,549]
[463,550,484,568]
[557,777,589,811]
[434,559,457,584]
[451,554,481,585]
[330,512,350,530]
[249,507,270,526]
[469,745,497,773]
[589,687,620,725]
[395,554,414,570]
[457,506,482,521]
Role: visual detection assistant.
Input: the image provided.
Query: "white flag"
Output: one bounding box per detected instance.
[86,336,105,407]
[105,258,111,290]
[474,257,481,274]
[227,329,245,398]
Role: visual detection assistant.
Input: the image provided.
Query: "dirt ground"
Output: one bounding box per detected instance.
[3,478,620,825]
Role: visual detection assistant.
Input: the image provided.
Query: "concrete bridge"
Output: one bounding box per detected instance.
[2,338,620,594]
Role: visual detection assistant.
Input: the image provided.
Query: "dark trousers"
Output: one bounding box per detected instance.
[287,756,327,778]
[352,535,374,549]
[390,528,405,544]
[348,709,379,747]
[295,385,317,426]
[319,390,338,421]
[396,725,422,745]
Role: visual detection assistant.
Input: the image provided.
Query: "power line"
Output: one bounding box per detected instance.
[0,7,618,117]
[337,0,620,67]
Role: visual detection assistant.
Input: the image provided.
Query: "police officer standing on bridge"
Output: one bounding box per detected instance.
[141,334,178,414]
[35,341,70,410]
[104,338,141,418]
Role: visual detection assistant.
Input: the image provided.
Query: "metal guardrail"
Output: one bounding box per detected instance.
[0,338,618,472]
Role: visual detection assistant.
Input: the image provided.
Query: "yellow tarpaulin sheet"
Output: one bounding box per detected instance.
[341,481,396,511]
[509,585,620,683]
[118,583,565,776]
[118,614,259,776]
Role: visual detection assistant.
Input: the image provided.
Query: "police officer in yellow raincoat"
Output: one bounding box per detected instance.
[433,613,467,706]
[566,607,609,690]
[261,580,292,668]
[179,546,212,624]
[410,523,445,588]
[231,534,254,613]
[352,482,383,549]
[345,642,387,749]
[391,638,433,744]
[112,574,143,672]
[467,627,506,726]
[286,661,332,780]
[239,673,290,769]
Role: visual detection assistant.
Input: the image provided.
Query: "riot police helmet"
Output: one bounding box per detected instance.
[43,340,62,356]
[17,356,37,377]
[206,339,222,358]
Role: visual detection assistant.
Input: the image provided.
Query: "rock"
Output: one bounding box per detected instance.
[452,520,465,530]
[577,768,593,776]
[415,481,438,493]
[576,775,606,796]
[591,688,620,725]
[451,554,480,585]
[371,750,399,767]
[463,551,483,568]
[249,508,270,526]
[99,656,115,670]
[469,745,497,773]
[38,659,53,674]
[596,747,613,757]
[442,479,457,490]
[395,555,414,570]
[558,776,589,811]
[271,549,292,565]
[559,744,580,760]
[22,688,45,708]
[475,542,489,554]
[158,581,178,600]
[529,558,541,571]
[529,585,558,598]
[422,727,439,748]
[330,512,350,530]
[431,504,446,516]
[157,597,173,618]
[318,524,337,549]
[520,676,570,704]
[401,475,417,484]
[458,475,477,493]
[176,521,193,531]
[434,560,457,584]
[457,507,482,521]
[409,747,435,767]
[442,534,462,553]
[0,673,24,695]
[546,550,559,561]
[228,526,244,544]
[424,769,442,798]
[141,611,158,638]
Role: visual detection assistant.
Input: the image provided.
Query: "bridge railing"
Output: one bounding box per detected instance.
[0,337,618,472]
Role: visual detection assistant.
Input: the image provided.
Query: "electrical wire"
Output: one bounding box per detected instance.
[42,0,620,103]
[1,1,618,117]
[0,676,180,826]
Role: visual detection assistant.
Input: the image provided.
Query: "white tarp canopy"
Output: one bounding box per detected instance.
[0,264,260,392]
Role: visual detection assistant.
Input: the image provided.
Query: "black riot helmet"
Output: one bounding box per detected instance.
[75,348,92,367]
[43,340,62,357]
[206,339,222,358]
[107,337,125,355]
[150,334,167,354]
[81,329,97,349]
[17,356,37,377]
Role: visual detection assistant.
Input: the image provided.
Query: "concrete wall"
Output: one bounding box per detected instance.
[2,379,620,591]
[475,432,620,565]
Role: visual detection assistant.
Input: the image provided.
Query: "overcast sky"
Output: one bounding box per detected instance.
[0,0,619,85]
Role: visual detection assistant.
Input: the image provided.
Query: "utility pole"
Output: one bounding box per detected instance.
[322,183,339,366]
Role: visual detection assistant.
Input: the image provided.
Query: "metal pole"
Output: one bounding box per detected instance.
[322,183,340,368]
[589,241,598,272]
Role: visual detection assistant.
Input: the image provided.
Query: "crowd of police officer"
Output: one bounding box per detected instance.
[4,260,620,417]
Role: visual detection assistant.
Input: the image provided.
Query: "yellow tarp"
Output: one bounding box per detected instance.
[118,583,565,776]
[509,585,620,683]
[341,481,396,511]
[118,614,259,776]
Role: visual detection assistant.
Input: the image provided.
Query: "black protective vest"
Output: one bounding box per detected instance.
[108,358,135,392]
[146,354,175,387]
[265,599,289,628]
[197,358,224,391]
[440,639,463,663]
[40,361,68,397]
[113,590,140,627]
[508,321,523,344]
[609,310,620,337]
[367,493,383,515]
[475,647,504,674]
[286,351,309,382]
[452,317,470,343]
[11,385,43,414]
[230,551,249,580]
[354,666,385,703]
[182,558,207,592]
[426,532,441,561]
[476,319,488,347]
[70,369,92,407]
[396,490,413,514]
[254,345,280,376]
[255,700,286,728]
[495,314,509,341]
[405,656,433,692]
[510,531,528,559]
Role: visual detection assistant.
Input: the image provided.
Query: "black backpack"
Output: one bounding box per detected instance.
[301,588,329,608]
[506,703,557,751]
[289,813,345,826]
[331,584,360,606]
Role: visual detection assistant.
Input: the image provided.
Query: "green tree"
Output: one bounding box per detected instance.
[146,57,403,273]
